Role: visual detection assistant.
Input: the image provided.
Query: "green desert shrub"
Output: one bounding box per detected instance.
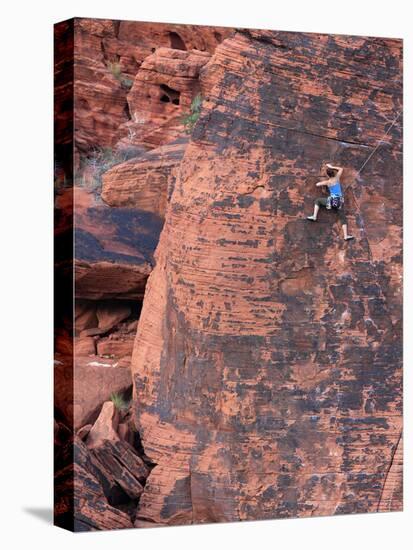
[110,392,131,412]
[181,93,203,134]
[107,61,122,80]
[106,61,134,89]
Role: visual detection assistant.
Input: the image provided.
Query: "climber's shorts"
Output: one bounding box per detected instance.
[315,197,347,225]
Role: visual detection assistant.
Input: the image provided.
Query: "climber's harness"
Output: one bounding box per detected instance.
[326,195,344,210]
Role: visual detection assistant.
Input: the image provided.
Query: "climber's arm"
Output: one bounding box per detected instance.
[327,163,344,179]
[315,179,331,187]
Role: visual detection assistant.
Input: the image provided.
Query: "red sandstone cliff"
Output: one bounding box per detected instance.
[131,29,402,525]
[55,20,402,530]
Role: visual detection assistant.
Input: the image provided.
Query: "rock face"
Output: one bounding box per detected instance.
[131,30,402,525]
[74,19,129,155]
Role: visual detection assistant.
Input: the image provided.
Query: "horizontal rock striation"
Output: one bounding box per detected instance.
[131,29,402,525]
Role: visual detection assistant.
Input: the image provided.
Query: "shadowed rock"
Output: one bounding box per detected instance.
[55,188,162,301]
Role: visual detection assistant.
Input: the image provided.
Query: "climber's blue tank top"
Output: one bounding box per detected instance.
[329,181,343,197]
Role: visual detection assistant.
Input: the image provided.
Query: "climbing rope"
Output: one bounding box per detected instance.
[356,111,402,177]
[348,110,401,259]
[306,111,401,255]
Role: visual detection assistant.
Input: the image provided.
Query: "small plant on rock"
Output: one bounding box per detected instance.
[107,61,122,80]
[75,146,142,194]
[106,61,134,89]
[181,93,203,134]
[110,392,131,412]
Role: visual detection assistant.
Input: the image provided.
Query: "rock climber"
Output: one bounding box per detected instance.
[306,163,354,241]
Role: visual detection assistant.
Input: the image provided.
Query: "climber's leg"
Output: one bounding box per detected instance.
[342,224,354,240]
[307,197,327,221]
[338,208,354,241]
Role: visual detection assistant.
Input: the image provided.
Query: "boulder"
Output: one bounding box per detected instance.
[55,359,132,429]
[96,302,131,331]
[74,336,96,356]
[76,424,92,441]
[102,140,187,217]
[55,434,153,531]
[91,439,149,499]
[55,188,162,301]
[75,260,152,301]
[117,422,133,445]
[96,337,134,359]
[55,436,134,531]
[75,300,98,333]
[87,401,119,448]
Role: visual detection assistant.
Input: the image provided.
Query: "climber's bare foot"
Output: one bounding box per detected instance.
[344,235,354,241]
[307,215,317,221]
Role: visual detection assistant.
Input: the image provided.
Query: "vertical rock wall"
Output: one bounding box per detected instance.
[131,29,402,525]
